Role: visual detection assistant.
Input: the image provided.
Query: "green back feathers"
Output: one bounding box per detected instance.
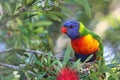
[79,22,88,36]
[79,22,85,33]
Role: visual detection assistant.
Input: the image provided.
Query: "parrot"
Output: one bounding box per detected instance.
[61,20,104,62]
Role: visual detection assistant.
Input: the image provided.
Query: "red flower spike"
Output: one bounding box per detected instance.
[56,67,79,80]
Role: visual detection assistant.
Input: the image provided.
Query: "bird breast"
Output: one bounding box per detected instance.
[71,34,99,55]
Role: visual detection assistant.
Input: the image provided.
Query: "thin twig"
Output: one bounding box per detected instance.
[0,48,65,61]
[0,62,25,70]
[0,48,48,56]
[0,48,49,71]
[0,34,9,45]
[0,27,19,31]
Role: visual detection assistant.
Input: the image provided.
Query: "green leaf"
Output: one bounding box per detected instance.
[98,57,105,73]
[34,27,44,33]
[26,0,37,7]
[83,54,93,63]
[47,36,54,52]
[60,6,74,17]
[47,52,52,67]
[90,72,99,80]
[105,66,119,80]
[37,72,46,79]
[21,0,27,6]
[33,21,52,27]
[47,11,67,18]
[63,46,71,66]
[51,59,63,68]
[35,59,44,67]
[19,26,29,35]
[45,13,61,22]
[63,0,77,4]
[107,62,120,68]
[11,3,16,14]
[75,0,82,5]
[46,76,55,80]
[2,74,15,80]
[72,59,81,71]
[75,0,91,18]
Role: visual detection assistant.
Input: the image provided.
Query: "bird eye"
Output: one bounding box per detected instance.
[69,26,74,28]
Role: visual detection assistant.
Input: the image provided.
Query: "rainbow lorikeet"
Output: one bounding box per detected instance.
[61,20,104,62]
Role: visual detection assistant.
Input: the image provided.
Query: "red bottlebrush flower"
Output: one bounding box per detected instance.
[56,67,79,80]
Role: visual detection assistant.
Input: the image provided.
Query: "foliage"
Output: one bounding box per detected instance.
[0,0,119,80]
[104,18,120,70]
[105,18,120,45]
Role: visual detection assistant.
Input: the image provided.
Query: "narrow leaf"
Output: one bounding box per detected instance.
[35,59,44,67]
[63,0,77,4]
[75,0,91,18]
[72,59,81,71]
[33,21,52,27]
[48,11,67,18]
[105,66,119,80]
[63,46,71,66]
[2,74,14,80]
[90,72,99,80]
[60,6,74,17]
[45,14,61,22]
[83,54,93,63]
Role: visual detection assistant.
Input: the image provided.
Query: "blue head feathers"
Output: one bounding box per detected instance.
[63,20,80,39]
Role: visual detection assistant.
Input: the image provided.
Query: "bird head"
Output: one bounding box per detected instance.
[61,20,80,39]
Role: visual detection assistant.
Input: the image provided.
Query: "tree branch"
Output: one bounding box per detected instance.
[0,48,48,56]
[0,48,70,60]
[0,62,25,70]
[0,48,49,70]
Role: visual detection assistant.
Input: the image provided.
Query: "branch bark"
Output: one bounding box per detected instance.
[0,48,69,60]
[0,62,25,70]
[0,48,48,56]
[0,48,64,70]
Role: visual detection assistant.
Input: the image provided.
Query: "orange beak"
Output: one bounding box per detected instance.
[61,27,67,33]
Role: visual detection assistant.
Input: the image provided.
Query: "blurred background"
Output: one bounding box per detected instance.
[0,0,120,79]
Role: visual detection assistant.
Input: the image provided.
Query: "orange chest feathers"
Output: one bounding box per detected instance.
[71,34,99,55]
